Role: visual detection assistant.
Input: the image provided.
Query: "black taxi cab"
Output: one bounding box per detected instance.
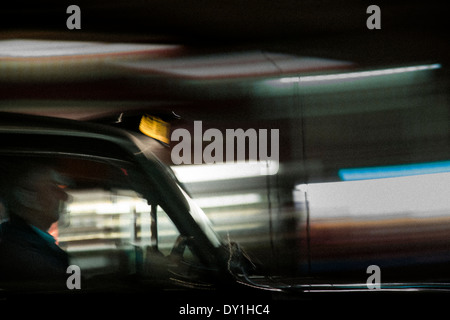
[0,112,260,299]
[2,112,450,312]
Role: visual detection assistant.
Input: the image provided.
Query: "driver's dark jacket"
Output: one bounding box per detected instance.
[0,214,69,289]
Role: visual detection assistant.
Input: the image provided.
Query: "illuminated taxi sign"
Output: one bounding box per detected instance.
[139,115,170,145]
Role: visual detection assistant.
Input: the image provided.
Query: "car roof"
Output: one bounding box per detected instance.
[0,111,133,140]
[0,112,155,163]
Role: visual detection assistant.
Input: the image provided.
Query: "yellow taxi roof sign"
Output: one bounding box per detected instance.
[139,115,170,145]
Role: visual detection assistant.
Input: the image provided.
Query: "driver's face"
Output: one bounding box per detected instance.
[26,168,69,224]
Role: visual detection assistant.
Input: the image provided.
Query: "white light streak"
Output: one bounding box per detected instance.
[68,199,151,215]
[294,171,450,219]
[171,161,279,183]
[194,193,262,208]
[280,63,441,84]
[0,39,180,58]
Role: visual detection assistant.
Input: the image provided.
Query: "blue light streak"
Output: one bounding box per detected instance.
[339,160,450,181]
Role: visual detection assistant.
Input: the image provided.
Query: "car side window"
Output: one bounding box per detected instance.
[60,187,155,277]
[0,154,208,291]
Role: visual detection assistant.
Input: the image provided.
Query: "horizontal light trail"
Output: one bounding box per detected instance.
[280,63,441,84]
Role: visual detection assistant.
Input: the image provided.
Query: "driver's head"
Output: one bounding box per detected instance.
[1,158,69,231]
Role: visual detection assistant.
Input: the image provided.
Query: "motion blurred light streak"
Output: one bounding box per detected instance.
[171,161,279,183]
[0,39,180,58]
[194,193,262,208]
[339,160,450,181]
[0,39,181,81]
[279,63,441,83]
[295,171,450,219]
[68,198,151,215]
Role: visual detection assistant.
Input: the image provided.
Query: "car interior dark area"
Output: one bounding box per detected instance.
[0,0,450,315]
